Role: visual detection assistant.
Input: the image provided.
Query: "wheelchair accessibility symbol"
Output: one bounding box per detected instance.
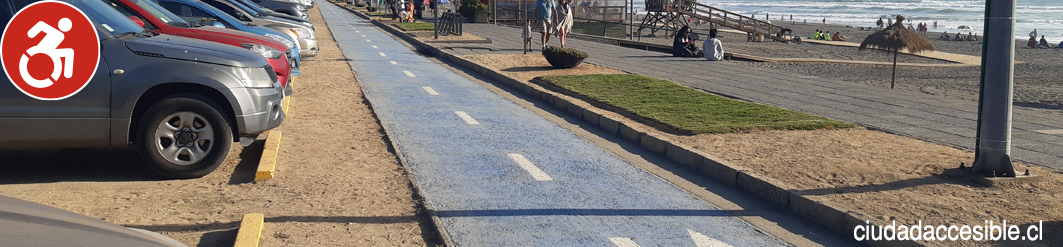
[2,1,99,100]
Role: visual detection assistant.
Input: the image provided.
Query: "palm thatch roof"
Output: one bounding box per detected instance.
[858,16,934,54]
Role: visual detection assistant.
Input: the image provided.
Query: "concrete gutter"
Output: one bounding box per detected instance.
[335,3,919,247]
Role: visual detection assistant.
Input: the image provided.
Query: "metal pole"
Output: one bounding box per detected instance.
[972,0,1017,177]
[434,0,439,39]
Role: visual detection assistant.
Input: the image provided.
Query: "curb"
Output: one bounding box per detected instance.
[233,213,264,247]
[255,131,282,181]
[328,3,456,246]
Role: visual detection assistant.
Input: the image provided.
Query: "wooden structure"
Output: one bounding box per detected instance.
[678,1,791,42]
[636,0,692,36]
[436,12,464,36]
[637,0,792,42]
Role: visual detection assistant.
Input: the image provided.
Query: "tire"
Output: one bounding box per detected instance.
[136,93,232,179]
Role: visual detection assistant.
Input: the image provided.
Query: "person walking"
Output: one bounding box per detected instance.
[555,0,573,48]
[703,29,724,61]
[535,0,558,49]
[1030,29,1038,39]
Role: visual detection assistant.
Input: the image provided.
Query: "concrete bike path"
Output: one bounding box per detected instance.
[318,1,788,246]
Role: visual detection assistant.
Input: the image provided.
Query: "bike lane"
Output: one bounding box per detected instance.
[318,2,788,246]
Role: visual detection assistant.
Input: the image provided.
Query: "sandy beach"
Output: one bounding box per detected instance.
[632,21,1063,109]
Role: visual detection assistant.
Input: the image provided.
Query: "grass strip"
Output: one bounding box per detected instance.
[537,74,855,134]
[393,22,435,31]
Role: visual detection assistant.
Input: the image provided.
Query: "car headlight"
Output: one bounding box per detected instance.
[290,27,314,39]
[264,33,295,49]
[232,67,274,88]
[241,43,283,59]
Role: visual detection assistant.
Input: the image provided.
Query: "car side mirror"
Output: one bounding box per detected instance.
[128,16,146,27]
[211,21,225,28]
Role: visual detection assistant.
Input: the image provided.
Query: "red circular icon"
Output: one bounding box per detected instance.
[1,1,100,100]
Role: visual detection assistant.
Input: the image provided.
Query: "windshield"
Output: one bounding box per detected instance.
[131,0,190,27]
[69,0,145,37]
[237,0,270,14]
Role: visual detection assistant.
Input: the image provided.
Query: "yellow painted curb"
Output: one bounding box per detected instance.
[255,131,282,181]
[233,213,264,247]
[284,77,294,114]
[283,96,291,114]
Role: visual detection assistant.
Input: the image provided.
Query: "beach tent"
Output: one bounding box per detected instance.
[858,15,934,89]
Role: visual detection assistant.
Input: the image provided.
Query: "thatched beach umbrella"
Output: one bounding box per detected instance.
[858,15,934,89]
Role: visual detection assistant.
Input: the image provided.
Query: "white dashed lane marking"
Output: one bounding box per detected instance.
[688,229,734,247]
[454,111,480,125]
[372,45,378,49]
[507,154,553,181]
[422,87,439,95]
[379,52,386,57]
[609,237,640,247]
[390,61,397,64]
[404,71,416,77]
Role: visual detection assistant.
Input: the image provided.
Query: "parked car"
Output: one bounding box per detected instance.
[239,0,310,21]
[152,0,308,64]
[251,0,308,20]
[105,0,295,94]
[228,0,313,28]
[158,0,318,58]
[258,0,312,9]
[0,0,285,178]
[0,195,186,247]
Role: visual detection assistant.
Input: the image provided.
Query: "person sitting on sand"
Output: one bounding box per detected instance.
[1039,35,1050,48]
[969,32,977,41]
[813,30,822,40]
[672,26,701,57]
[831,31,845,41]
[823,31,831,41]
[703,29,724,61]
[1027,36,1037,48]
[940,32,950,41]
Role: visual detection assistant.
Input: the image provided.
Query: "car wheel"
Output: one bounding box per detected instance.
[137,93,232,179]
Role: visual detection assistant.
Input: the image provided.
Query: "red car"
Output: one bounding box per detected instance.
[105,0,294,91]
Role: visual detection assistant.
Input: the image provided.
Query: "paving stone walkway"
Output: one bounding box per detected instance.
[427,23,1063,171]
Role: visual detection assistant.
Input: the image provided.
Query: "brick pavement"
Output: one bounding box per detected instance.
[427,23,1063,171]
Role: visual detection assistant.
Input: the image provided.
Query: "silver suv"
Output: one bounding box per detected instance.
[0,0,285,178]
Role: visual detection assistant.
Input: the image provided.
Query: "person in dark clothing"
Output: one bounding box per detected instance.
[414,0,424,20]
[673,26,700,57]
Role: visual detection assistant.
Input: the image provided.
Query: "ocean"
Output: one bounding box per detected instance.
[628,0,1063,42]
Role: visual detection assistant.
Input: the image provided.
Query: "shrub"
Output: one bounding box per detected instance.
[457,0,488,19]
[542,46,588,59]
